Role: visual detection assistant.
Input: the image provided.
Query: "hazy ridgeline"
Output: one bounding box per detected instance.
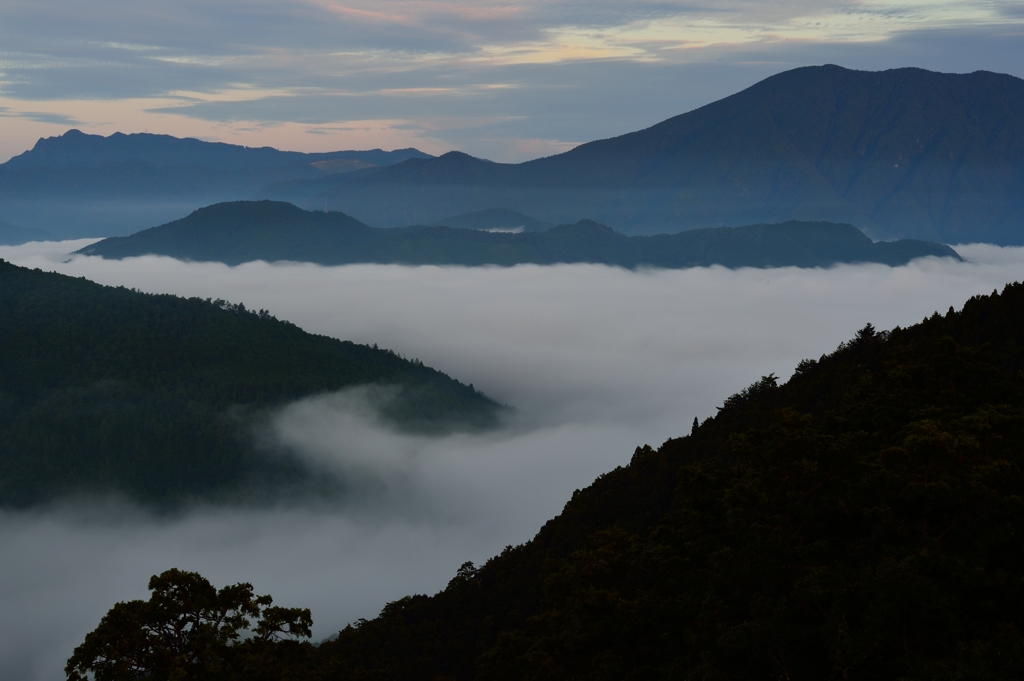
[2,241,1024,679]
[77,200,959,268]
[262,66,1024,244]
[0,132,431,239]
[4,66,1024,245]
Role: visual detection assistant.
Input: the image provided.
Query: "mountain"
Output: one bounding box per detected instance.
[4,129,427,171]
[0,220,53,246]
[0,130,431,239]
[0,259,499,508]
[212,281,1024,679]
[77,200,960,268]
[7,66,1021,244]
[429,208,555,233]
[261,65,1024,245]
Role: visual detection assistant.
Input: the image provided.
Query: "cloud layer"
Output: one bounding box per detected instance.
[1,1,1022,162]
[2,243,1024,679]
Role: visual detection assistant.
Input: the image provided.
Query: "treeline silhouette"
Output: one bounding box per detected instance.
[164,280,1024,680]
[0,259,499,508]
[79,200,959,268]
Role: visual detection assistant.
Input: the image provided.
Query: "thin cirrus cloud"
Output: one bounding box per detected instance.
[0,1,1022,160]
[1,241,1024,680]
[0,107,79,125]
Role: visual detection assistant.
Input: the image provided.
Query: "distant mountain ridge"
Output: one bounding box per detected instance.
[5,65,1024,244]
[262,65,1024,245]
[77,200,960,268]
[4,129,427,170]
[0,131,431,238]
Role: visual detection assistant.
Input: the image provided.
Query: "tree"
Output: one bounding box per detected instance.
[66,568,312,681]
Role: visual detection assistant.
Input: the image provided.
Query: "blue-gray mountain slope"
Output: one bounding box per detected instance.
[78,201,960,268]
[0,130,431,238]
[262,65,1024,245]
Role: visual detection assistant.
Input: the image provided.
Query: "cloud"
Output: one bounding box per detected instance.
[2,242,1024,679]
[1,0,1023,163]
[0,107,80,125]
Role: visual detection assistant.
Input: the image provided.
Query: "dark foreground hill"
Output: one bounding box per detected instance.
[0,130,431,238]
[78,201,960,268]
[0,260,498,508]
[264,65,1024,244]
[156,281,1024,680]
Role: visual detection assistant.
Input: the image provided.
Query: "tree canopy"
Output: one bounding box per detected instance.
[66,569,312,681]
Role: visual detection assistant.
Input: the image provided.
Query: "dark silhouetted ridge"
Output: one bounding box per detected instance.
[257,281,1024,679]
[79,201,960,268]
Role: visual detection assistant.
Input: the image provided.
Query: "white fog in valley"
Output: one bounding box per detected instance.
[3,242,1024,681]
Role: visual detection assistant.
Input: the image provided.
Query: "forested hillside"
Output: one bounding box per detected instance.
[79,201,959,268]
[215,281,1024,680]
[0,260,498,508]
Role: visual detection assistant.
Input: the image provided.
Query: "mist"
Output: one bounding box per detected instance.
[3,241,1024,681]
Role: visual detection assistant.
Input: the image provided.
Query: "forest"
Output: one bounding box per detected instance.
[0,259,499,508]
[71,278,1024,679]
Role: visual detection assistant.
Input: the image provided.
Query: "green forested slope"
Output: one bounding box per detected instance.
[79,201,959,268]
[0,260,498,507]
[289,283,1024,680]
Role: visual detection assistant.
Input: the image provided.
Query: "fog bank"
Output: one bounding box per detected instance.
[2,241,1024,680]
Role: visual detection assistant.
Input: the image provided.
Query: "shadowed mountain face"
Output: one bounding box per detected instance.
[262,65,1024,244]
[0,258,499,508]
[0,130,431,238]
[106,282,1024,679]
[78,200,960,268]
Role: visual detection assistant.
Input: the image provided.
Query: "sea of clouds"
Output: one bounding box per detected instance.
[3,241,1024,681]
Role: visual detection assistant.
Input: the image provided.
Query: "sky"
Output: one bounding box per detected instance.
[1,1,1024,163]
[2,241,1024,680]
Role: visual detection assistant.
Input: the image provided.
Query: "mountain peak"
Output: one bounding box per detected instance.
[4,130,433,172]
[436,150,493,164]
[283,65,1024,243]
